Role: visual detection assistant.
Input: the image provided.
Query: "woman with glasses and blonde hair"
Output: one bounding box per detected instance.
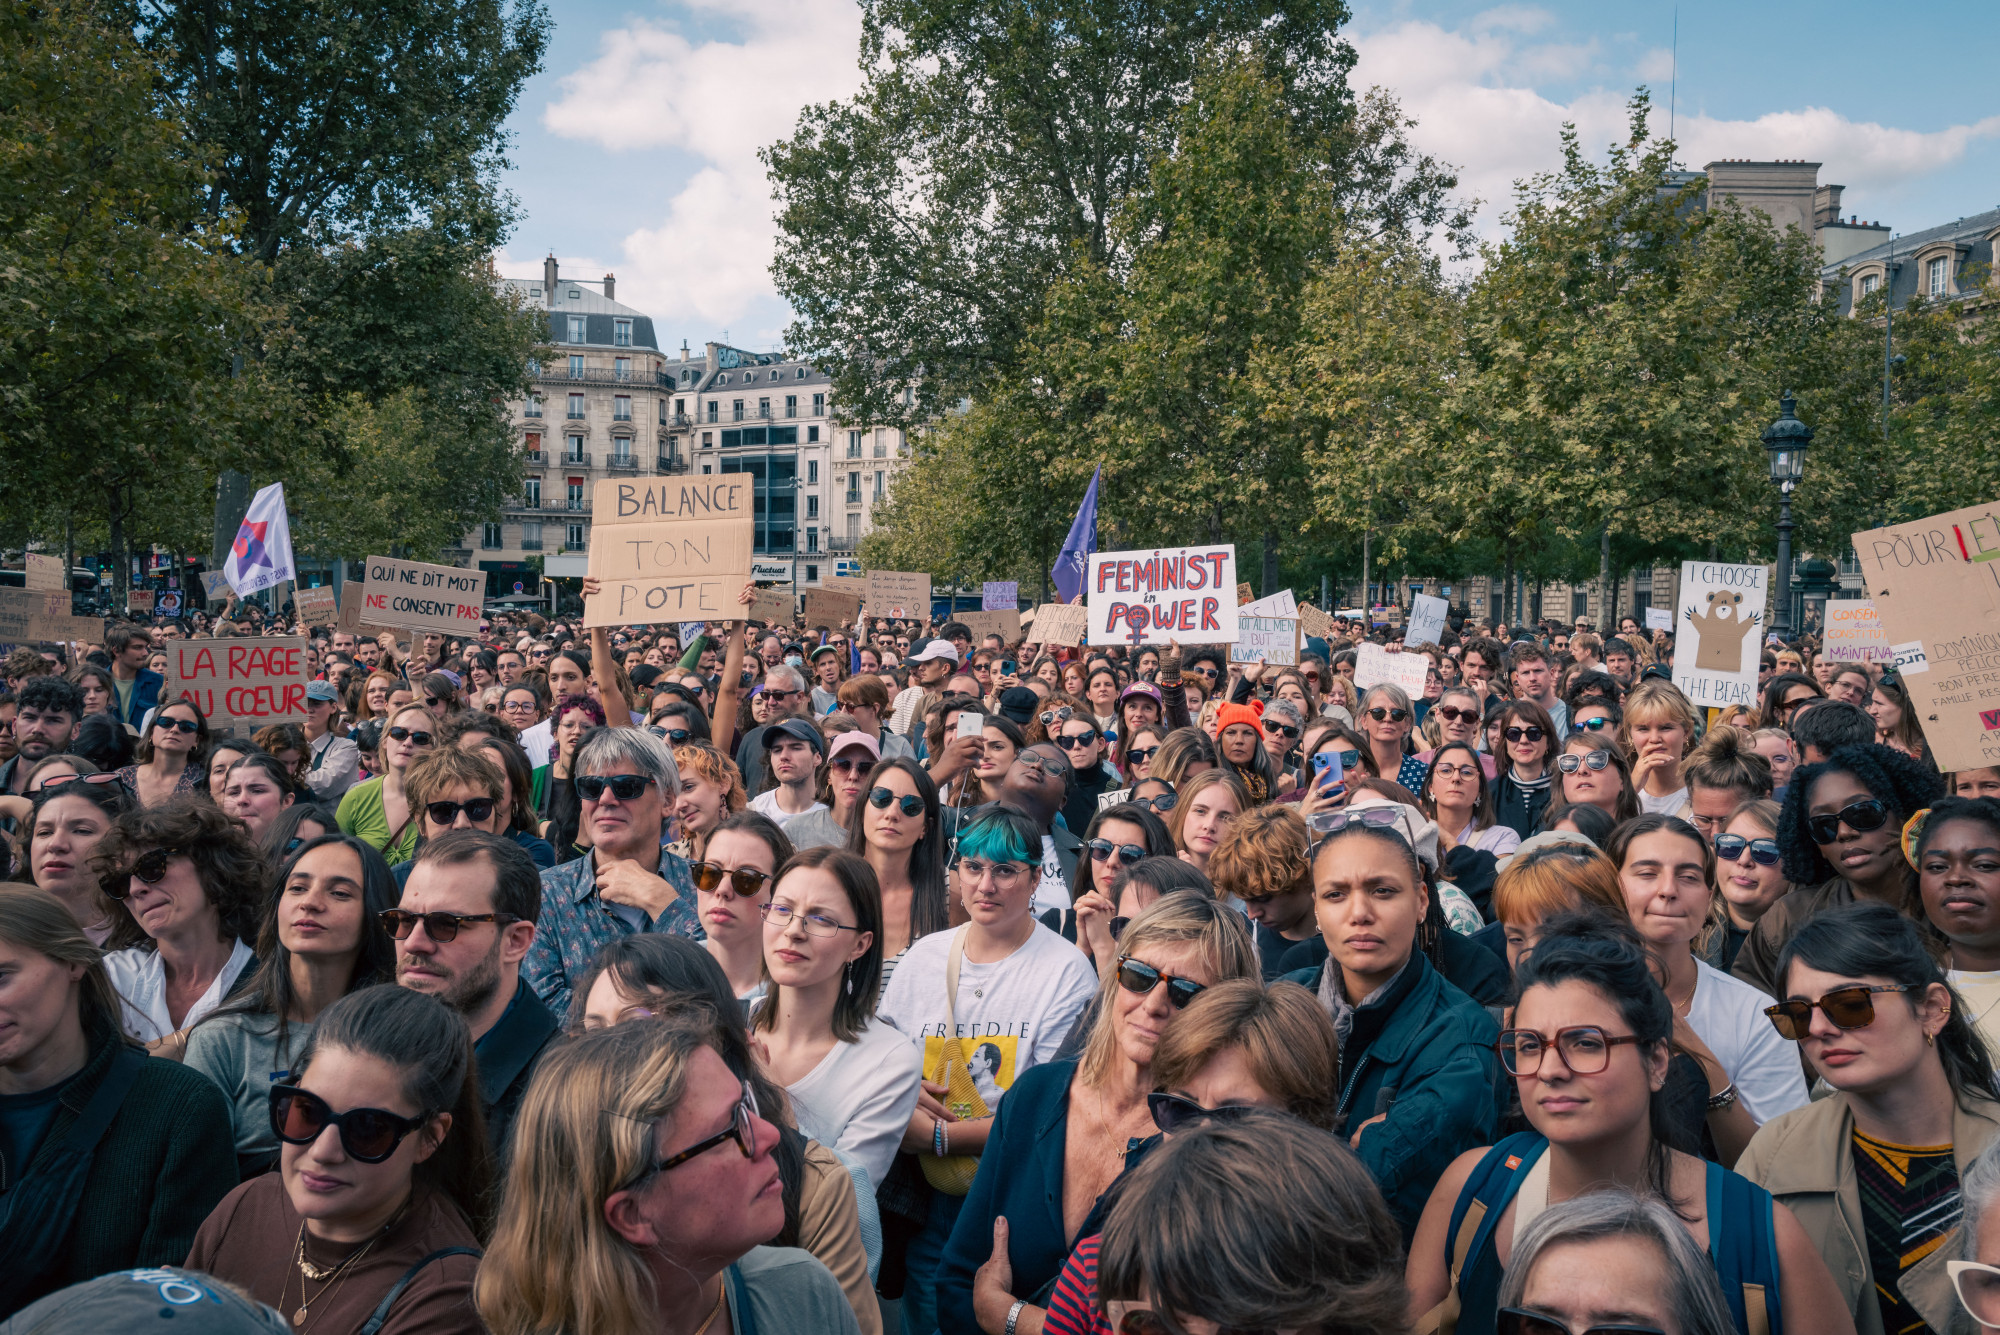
[336,701,438,862]
[476,1015,862,1335]
[936,891,1257,1335]
[1356,683,1418,790]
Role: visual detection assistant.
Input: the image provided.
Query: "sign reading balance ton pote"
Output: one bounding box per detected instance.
[1854,502,2000,772]
[1087,546,1238,647]
[585,479,755,629]
[1672,562,1768,708]
[164,637,310,735]
[361,557,485,637]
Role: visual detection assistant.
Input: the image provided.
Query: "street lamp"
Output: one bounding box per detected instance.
[1760,391,1814,640]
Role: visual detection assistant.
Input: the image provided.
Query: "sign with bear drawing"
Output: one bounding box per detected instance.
[1672,562,1768,708]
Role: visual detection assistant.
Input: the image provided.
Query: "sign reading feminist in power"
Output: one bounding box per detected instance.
[586,479,755,628]
[361,557,484,636]
[164,637,311,735]
[1086,545,1239,647]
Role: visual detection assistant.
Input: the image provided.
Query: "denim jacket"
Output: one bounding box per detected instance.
[525,841,700,1020]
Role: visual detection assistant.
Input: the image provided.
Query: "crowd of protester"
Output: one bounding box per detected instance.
[7,586,2000,1335]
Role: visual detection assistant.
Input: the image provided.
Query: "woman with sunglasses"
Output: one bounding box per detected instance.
[1164,768,1249,878]
[1712,798,1790,973]
[846,756,948,997]
[1868,675,1928,763]
[1208,702,1281,805]
[187,985,489,1332]
[100,797,265,1052]
[1055,712,1123,835]
[876,806,1101,1335]
[1116,723,1167,787]
[1279,816,1503,1237]
[836,673,916,760]
[1495,1190,1745,1335]
[0,886,238,1314]
[939,892,1257,1335]
[1410,914,1844,1335]
[1490,699,1560,840]
[1071,803,1176,970]
[1916,798,2000,1065]
[1416,687,1498,777]
[1550,734,1640,826]
[753,846,920,1196]
[391,746,519,875]
[1740,903,1998,1335]
[186,834,399,1178]
[336,702,438,864]
[26,778,128,944]
[119,698,207,809]
[461,733,558,871]
[1732,743,1945,998]
[692,810,794,1002]
[782,727,876,851]
[219,751,299,847]
[1357,684,1418,791]
[1761,671,1825,734]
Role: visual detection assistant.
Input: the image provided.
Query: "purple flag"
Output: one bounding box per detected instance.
[1051,466,1099,604]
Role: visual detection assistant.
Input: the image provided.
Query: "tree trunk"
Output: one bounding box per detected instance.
[108,492,128,610]
[1598,527,1612,630]
[1261,528,1279,599]
[1503,546,1515,628]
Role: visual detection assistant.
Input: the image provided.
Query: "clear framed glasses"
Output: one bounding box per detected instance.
[955,857,1030,889]
[1495,1025,1646,1077]
[759,902,862,938]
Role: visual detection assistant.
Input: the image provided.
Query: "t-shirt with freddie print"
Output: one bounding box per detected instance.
[875,920,1097,1118]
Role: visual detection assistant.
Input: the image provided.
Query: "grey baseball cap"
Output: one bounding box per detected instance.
[2,1269,290,1335]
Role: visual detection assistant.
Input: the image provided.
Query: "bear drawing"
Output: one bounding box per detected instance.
[1683,591,1762,673]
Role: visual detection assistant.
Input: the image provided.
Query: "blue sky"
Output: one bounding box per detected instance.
[496,0,2000,348]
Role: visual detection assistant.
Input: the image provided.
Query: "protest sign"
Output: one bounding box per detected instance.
[1240,590,1297,619]
[128,590,154,613]
[1822,599,1892,663]
[1230,616,1299,665]
[1404,593,1449,647]
[982,581,1018,611]
[866,571,931,619]
[199,571,233,602]
[157,590,182,618]
[802,588,863,627]
[336,581,402,642]
[584,479,756,629]
[295,585,338,628]
[1645,606,1674,633]
[1671,562,1767,708]
[1853,503,2000,771]
[1298,603,1336,641]
[824,574,867,597]
[163,637,311,735]
[1029,603,1088,647]
[362,556,485,636]
[1087,545,1238,647]
[748,587,795,625]
[1354,642,1428,695]
[23,553,62,591]
[0,589,76,643]
[960,608,1021,643]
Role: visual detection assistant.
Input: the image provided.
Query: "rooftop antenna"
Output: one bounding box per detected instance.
[1669,8,1678,165]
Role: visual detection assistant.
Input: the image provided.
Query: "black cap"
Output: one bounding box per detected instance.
[997,686,1039,727]
[2,1269,291,1335]
[761,717,826,757]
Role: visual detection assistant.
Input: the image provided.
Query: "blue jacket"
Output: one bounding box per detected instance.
[121,669,163,731]
[935,1057,1152,1335]
[1278,951,1504,1241]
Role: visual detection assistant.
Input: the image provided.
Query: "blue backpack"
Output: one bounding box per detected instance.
[1422,1132,1782,1335]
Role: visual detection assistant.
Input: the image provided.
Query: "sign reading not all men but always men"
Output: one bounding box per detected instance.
[1672,561,1768,708]
[362,557,485,636]
[866,571,931,619]
[1821,600,1892,663]
[585,479,756,628]
[1230,597,1299,665]
[164,637,311,735]
[1086,545,1239,647]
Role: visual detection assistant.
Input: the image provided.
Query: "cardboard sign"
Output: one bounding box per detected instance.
[1672,562,1767,708]
[1029,603,1088,647]
[866,570,931,619]
[1645,606,1675,632]
[1230,616,1299,665]
[748,587,795,625]
[23,553,62,591]
[0,588,90,643]
[1404,593,1449,647]
[199,570,233,602]
[1298,603,1336,641]
[335,581,403,642]
[362,556,485,636]
[960,608,1022,643]
[1241,590,1297,618]
[824,574,867,597]
[1853,503,2000,771]
[802,589,863,627]
[295,585,338,628]
[1087,546,1238,647]
[582,479,756,628]
[982,581,1018,611]
[127,589,154,613]
[1354,642,1428,695]
[163,636,311,735]
[1822,599,1892,663]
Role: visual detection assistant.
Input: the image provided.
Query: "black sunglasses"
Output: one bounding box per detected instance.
[1145,1091,1266,1136]
[1807,798,1890,845]
[386,726,435,746]
[868,786,925,816]
[690,861,773,897]
[1366,707,1409,722]
[1715,834,1782,866]
[1496,1310,1664,1335]
[425,798,496,826]
[154,716,200,735]
[269,1085,430,1164]
[113,847,182,898]
[1262,721,1300,739]
[1123,745,1160,766]
[1504,726,1546,743]
[1433,706,1479,723]
[1057,729,1099,749]
[575,773,655,802]
[1132,792,1177,814]
[1089,838,1147,866]
[378,908,517,942]
[1116,956,1206,1009]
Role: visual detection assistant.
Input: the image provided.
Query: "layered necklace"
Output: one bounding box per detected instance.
[283,1207,401,1330]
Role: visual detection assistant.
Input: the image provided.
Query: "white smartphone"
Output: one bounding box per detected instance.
[956,712,985,740]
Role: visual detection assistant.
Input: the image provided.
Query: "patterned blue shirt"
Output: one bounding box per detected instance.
[525,842,701,1021]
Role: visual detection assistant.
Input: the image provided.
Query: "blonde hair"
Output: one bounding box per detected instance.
[476,1018,715,1335]
[1492,843,1626,928]
[1618,680,1701,759]
[1075,892,1258,1087]
[1164,770,1251,853]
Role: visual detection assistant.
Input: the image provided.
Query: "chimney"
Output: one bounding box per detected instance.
[603,272,616,302]
[1813,184,1844,230]
[543,253,558,294]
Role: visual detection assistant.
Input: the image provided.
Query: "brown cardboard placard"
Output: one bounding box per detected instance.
[23,553,63,591]
[128,590,154,613]
[802,588,863,627]
[163,636,311,736]
[959,608,1022,644]
[1853,504,2000,771]
[748,587,795,626]
[295,585,338,628]
[1298,603,1336,641]
[865,570,931,619]
[1028,603,1087,647]
[585,479,756,628]
[361,556,485,636]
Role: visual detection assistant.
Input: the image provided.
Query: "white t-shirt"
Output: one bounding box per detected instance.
[1639,786,1691,816]
[518,718,554,768]
[877,922,1097,1118]
[1033,835,1069,918]
[1951,969,2000,1065]
[750,788,828,826]
[1685,956,1809,1125]
[784,1019,923,1190]
[104,938,256,1043]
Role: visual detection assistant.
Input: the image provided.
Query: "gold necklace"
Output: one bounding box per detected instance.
[288,1222,383,1329]
[690,1280,727,1335]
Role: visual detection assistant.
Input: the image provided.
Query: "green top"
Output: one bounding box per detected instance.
[677,634,712,671]
[335,775,420,862]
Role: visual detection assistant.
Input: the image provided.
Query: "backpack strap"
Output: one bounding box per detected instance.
[357,1247,482,1335]
[1416,1134,1546,1335]
[1703,1160,1783,1335]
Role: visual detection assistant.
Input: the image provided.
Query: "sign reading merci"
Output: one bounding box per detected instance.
[361,557,485,636]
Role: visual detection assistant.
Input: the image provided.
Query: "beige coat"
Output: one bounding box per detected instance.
[1738,1093,2000,1335]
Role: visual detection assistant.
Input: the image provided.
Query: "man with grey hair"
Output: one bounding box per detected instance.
[733,661,811,796]
[523,726,697,1018]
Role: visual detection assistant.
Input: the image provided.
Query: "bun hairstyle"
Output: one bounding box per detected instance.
[1682,725,1774,800]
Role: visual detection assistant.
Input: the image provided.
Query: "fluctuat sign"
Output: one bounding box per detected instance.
[361,557,484,636]
[164,637,311,734]
[586,479,755,627]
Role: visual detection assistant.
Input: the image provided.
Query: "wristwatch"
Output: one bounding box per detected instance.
[1005,1299,1027,1335]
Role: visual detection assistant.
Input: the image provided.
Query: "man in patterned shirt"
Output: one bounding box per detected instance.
[525,726,699,1018]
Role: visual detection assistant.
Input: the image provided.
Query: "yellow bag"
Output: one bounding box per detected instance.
[918,928,988,1195]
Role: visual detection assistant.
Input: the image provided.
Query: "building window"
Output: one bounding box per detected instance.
[797,368,807,380]
[567,394,585,419]
[785,394,797,418]
[568,316,586,343]
[674,397,685,416]
[613,395,631,420]
[807,461,818,484]
[567,523,585,550]
[807,425,819,443]
[759,398,771,419]
[845,474,860,503]
[847,431,862,459]
[524,394,542,418]
[807,528,819,552]
[707,401,718,423]
[807,495,819,518]
[1929,256,1950,296]
[812,393,825,417]
[658,400,667,424]
[701,431,713,448]
[522,520,543,549]
[612,438,633,463]
[482,523,503,550]
[566,435,585,462]
[1860,273,1881,297]
[567,479,585,509]
[568,355,585,378]
[702,463,712,474]
[874,429,887,457]
[525,433,541,455]
[524,477,542,507]
[614,318,632,347]
[614,357,631,380]
[733,400,745,421]
[874,471,884,500]
[805,563,819,581]
[847,513,860,541]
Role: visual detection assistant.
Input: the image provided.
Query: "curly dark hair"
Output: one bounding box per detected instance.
[1775,743,1946,886]
[99,795,270,951]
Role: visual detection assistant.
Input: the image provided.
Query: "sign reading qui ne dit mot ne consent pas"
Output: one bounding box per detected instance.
[586,478,755,628]
[1086,545,1239,647]
[361,557,485,636]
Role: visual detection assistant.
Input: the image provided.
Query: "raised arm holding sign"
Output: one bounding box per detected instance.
[585,478,756,628]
